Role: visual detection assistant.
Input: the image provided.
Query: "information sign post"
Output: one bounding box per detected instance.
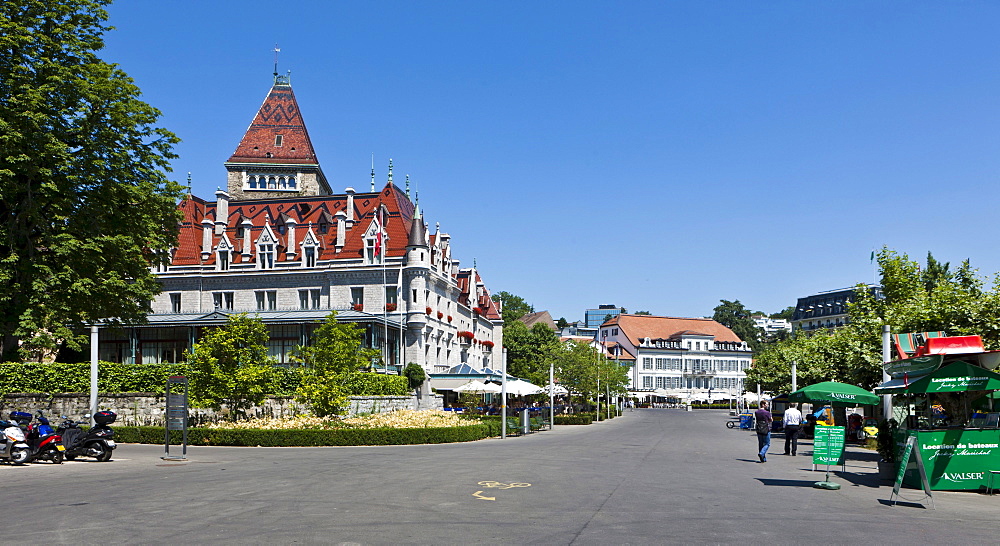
[163,376,189,460]
[888,433,934,509]
[812,425,846,490]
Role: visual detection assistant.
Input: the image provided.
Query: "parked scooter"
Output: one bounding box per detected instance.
[12,411,65,464]
[57,411,117,462]
[0,419,31,464]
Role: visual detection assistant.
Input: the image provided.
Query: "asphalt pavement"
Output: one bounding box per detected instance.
[2,409,996,544]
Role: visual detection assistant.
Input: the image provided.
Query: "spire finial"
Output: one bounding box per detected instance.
[273,44,280,77]
[405,174,410,198]
[187,172,192,194]
[414,186,420,217]
[387,159,393,185]
[370,153,375,192]
[474,258,477,269]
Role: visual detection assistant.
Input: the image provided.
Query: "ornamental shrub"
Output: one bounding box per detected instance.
[115,423,493,446]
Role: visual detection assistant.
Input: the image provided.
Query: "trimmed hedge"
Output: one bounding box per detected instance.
[0,362,407,397]
[117,423,495,446]
[555,414,593,425]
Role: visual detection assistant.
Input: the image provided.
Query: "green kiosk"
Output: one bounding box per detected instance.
[875,334,1000,492]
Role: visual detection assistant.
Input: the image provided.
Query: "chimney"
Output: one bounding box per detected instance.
[335,210,346,252]
[285,218,297,258]
[214,189,229,235]
[201,216,214,259]
[345,187,355,225]
[241,217,253,257]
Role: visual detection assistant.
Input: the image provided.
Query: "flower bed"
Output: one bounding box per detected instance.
[115,411,501,446]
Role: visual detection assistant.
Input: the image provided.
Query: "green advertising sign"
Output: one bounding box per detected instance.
[906,429,1000,490]
[812,425,846,466]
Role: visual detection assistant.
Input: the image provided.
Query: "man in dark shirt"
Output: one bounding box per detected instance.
[755,401,772,462]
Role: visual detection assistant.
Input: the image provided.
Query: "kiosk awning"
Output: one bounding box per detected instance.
[874,361,1000,394]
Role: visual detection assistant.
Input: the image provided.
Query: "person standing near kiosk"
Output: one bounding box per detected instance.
[755,401,772,462]
[783,403,802,456]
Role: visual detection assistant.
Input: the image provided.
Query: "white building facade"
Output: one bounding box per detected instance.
[600,314,753,400]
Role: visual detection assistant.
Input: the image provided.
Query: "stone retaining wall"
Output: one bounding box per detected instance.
[0,392,443,426]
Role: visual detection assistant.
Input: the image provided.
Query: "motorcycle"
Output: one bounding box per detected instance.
[11,411,65,464]
[57,411,117,462]
[0,419,31,464]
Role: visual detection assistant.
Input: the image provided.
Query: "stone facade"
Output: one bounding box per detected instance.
[0,392,443,427]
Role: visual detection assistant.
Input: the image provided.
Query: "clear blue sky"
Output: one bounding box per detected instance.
[103,1,1000,323]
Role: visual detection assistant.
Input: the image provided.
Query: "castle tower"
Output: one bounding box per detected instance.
[225,74,332,200]
[403,211,429,373]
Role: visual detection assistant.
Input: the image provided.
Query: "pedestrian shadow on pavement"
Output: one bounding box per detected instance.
[756,478,821,487]
[737,458,763,463]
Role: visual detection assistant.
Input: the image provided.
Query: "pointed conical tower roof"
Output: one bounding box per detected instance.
[225,75,331,199]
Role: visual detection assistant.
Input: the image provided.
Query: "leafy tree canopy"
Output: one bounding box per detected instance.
[748,247,1000,394]
[503,321,560,385]
[555,340,630,403]
[186,314,280,420]
[492,291,534,324]
[634,310,652,316]
[769,306,795,320]
[712,299,764,353]
[291,311,381,417]
[0,0,184,361]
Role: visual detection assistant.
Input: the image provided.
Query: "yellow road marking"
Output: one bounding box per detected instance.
[473,491,495,501]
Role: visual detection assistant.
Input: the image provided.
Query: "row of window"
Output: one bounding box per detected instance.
[641,376,745,390]
[245,174,297,191]
[641,357,750,372]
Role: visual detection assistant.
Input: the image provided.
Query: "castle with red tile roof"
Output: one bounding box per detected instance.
[99,75,502,379]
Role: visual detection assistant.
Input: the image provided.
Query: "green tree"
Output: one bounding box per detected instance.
[770,306,795,320]
[556,340,629,406]
[749,247,1000,394]
[492,291,534,324]
[634,310,652,316]
[291,311,381,417]
[186,314,280,420]
[0,1,184,360]
[712,300,764,353]
[556,317,569,329]
[503,321,560,385]
[403,362,426,391]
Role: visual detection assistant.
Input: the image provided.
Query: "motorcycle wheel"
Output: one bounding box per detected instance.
[10,447,30,464]
[856,430,868,441]
[65,453,77,461]
[49,450,64,464]
[91,442,112,462]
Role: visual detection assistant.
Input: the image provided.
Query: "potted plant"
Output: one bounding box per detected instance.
[876,419,898,482]
[437,311,444,319]
[385,303,397,312]
[425,306,432,315]
[352,303,364,312]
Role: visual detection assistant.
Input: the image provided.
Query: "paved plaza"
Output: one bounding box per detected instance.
[2,409,996,544]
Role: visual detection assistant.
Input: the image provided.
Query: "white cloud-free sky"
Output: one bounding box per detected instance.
[103,1,1000,322]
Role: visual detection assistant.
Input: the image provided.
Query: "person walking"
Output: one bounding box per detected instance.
[783,403,803,456]
[754,401,772,462]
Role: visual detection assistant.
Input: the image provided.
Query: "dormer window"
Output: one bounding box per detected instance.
[304,246,316,268]
[258,243,275,269]
[274,135,283,147]
[218,249,230,271]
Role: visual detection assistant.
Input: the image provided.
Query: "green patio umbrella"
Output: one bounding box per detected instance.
[788,381,879,406]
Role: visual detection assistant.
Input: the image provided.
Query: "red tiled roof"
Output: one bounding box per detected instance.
[601,340,635,361]
[518,310,556,330]
[228,82,319,165]
[607,314,743,345]
[455,269,502,321]
[173,183,415,266]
